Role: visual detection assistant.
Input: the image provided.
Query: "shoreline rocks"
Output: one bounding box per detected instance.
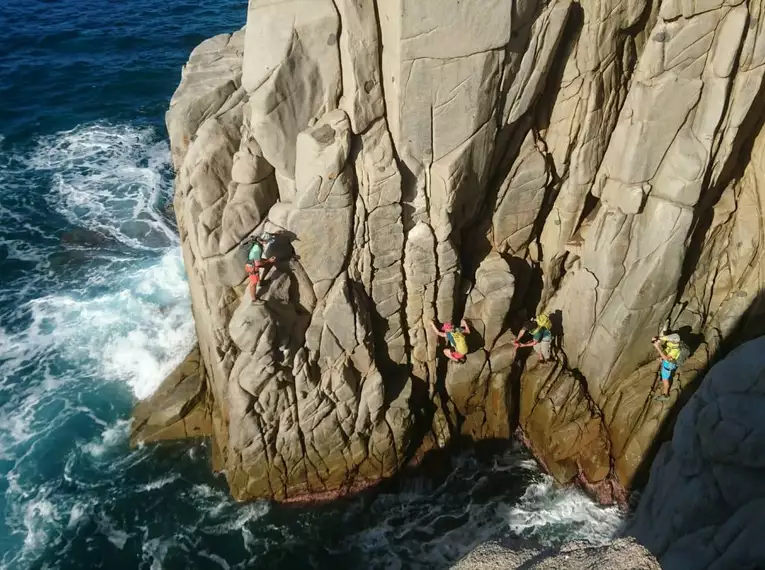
[451,538,660,569]
[130,345,212,447]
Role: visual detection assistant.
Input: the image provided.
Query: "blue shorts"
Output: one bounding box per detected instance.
[661,360,677,381]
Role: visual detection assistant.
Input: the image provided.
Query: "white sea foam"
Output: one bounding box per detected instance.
[503,476,625,546]
[329,448,626,569]
[203,501,270,535]
[138,474,182,492]
[6,246,193,401]
[0,122,196,567]
[0,235,48,263]
[66,502,91,529]
[21,495,58,552]
[1,122,193,403]
[96,514,130,550]
[83,419,131,458]
[191,484,223,500]
[142,537,170,570]
[27,123,176,250]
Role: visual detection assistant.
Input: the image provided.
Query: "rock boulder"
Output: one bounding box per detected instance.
[452,537,660,570]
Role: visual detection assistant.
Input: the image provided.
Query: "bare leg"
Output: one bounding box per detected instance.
[444,348,461,362]
[661,378,670,397]
[249,281,258,301]
[533,343,547,363]
[540,338,552,362]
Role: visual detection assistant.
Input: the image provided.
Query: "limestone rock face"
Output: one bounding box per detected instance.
[160,0,765,503]
[627,337,765,570]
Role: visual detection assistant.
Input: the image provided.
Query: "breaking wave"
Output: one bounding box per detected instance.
[28,123,176,251]
[0,122,195,568]
[0,122,624,569]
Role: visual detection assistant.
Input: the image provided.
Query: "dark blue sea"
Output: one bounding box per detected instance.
[0,1,622,568]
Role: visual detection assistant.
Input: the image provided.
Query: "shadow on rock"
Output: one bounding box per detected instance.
[629,289,765,494]
[626,329,765,569]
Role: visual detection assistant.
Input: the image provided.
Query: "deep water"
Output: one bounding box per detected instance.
[0,1,623,568]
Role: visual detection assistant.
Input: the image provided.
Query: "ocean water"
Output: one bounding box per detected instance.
[0,0,623,568]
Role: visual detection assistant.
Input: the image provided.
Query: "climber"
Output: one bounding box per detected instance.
[514,313,553,364]
[651,332,687,401]
[244,232,276,302]
[430,319,471,363]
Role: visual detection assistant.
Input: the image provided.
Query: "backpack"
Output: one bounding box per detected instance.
[447,330,469,354]
[675,342,691,366]
[243,233,276,256]
[662,335,690,367]
[534,313,552,331]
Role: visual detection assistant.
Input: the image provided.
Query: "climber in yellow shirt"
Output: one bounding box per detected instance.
[430,319,471,363]
[514,313,554,364]
[652,333,683,401]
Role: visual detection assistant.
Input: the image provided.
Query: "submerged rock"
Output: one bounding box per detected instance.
[149,0,765,505]
[60,228,117,248]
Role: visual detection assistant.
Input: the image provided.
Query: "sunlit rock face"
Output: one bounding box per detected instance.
[159,0,765,502]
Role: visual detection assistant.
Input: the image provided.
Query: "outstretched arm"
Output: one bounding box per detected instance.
[515,328,539,348]
[430,320,447,338]
[460,319,470,334]
[653,340,668,360]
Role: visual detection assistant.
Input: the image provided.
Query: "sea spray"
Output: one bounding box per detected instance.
[0,122,624,569]
[29,123,176,251]
[0,122,196,567]
[0,1,627,562]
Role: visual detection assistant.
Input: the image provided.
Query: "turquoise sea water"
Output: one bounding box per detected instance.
[0,1,622,568]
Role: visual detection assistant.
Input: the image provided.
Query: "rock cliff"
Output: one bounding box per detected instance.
[144,0,765,503]
[626,336,765,569]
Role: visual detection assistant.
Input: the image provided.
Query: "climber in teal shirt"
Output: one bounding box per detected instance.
[244,233,276,302]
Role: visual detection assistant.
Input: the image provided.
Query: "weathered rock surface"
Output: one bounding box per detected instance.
[452,537,660,569]
[627,337,765,570]
[131,345,212,446]
[151,0,765,504]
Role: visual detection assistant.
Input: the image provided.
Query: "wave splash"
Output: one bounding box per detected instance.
[28,123,177,250]
[0,123,624,569]
[504,476,625,546]
[0,122,195,568]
